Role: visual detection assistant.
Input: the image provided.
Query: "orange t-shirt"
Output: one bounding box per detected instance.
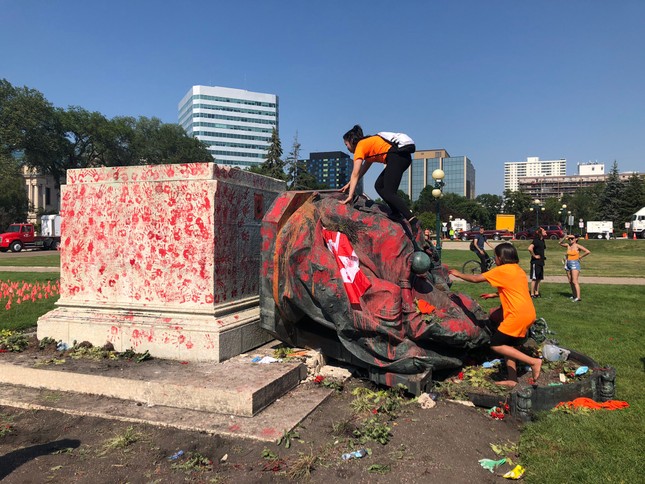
[354,136,392,164]
[482,263,536,337]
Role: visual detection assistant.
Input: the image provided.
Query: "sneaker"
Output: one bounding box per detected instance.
[572,298,581,302]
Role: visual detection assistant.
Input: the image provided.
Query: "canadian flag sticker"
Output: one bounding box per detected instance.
[322,229,371,305]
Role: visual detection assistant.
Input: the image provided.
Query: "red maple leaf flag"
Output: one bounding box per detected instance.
[322,229,371,304]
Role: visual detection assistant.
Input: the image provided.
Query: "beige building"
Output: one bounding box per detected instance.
[22,166,60,224]
[518,172,637,199]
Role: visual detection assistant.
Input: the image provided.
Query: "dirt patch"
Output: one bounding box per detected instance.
[0,378,522,483]
[0,334,586,483]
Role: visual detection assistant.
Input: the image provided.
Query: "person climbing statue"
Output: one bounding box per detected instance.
[340,125,417,231]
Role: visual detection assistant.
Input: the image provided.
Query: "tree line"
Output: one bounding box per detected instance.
[409,161,645,233]
[0,79,212,228]
[2,78,642,233]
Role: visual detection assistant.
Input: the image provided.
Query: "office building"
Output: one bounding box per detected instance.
[178,85,278,169]
[399,149,476,201]
[504,156,566,192]
[307,151,363,193]
[518,168,638,199]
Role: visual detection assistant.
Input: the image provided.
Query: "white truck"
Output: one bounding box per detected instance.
[586,221,613,239]
[450,218,470,232]
[629,207,645,239]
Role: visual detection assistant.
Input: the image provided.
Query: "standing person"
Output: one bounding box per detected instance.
[559,234,591,302]
[340,125,417,229]
[450,243,542,387]
[471,227,495,273]
[528,227,547,298]
[449,227,455,240]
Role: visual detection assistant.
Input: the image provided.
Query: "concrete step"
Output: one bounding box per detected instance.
[0,347,306,417]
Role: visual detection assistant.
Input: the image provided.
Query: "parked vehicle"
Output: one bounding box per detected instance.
[629,207,645,239]
[515,225,565,240]
[450,218,470,232]
[459,226,513,241]
[495,214,515,233]
[586,221,613,239]
[0,215,61,252]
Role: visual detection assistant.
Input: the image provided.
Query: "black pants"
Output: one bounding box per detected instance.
[475,250,490,273]
[374,147,413,220]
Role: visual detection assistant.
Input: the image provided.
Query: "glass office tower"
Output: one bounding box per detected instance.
[399,149,476,201]
[178,85,278,169]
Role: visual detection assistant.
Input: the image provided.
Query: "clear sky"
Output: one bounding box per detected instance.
[1,0,643,197]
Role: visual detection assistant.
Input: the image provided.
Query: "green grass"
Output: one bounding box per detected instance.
[0,253,60,267]
[0,272,60,331]
[450,281,644,483]
[440,240,645,278]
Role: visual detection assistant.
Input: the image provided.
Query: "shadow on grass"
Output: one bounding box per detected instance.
[0,438,80,480]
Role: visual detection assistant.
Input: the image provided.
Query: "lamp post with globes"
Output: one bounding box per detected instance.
[530,199,545,227]
[431,169,445,262]
[561,204,568,229]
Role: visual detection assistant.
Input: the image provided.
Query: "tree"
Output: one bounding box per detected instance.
[0,79,65,184]
[249,127,287,181]
[597,161,627,227]
[621,173,645,222]
[285,132,319,190]
[0,153,29,228]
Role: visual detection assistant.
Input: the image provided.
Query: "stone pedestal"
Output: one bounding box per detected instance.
[38,163,285,361]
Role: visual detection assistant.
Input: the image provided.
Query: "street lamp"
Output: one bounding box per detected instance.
[567,211,572,234]
[561,204,568,228]
[529,199,545,227]
[431,168,445,262]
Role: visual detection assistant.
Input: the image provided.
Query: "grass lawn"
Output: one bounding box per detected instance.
[451,281,644,483]
[440,239,645,278]
[0,252,60,267]
[0,272,60,331]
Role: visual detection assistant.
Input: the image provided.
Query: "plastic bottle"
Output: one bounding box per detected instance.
[341,449,367,460]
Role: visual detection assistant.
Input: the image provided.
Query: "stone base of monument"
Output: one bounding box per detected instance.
[466,348,616,421]
[38,299,272,362]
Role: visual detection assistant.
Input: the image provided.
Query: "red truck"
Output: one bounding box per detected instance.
[0,216,61,252]
[459,225,514,242]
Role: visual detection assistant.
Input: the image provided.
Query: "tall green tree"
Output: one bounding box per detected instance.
[0,153,29,228]
[0,79,64,183]
[621,173,645,222]
[597,161,627,227]
[285,132,319,190]
[249,127,287,181]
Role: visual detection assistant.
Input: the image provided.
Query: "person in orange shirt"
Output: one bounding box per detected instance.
[340,125,417,229]
[450,243,542,387]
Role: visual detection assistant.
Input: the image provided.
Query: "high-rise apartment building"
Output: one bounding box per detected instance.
[178,85,278,169]
[399,149,476,201]
[307,151,363,192]
[504,156,566,192]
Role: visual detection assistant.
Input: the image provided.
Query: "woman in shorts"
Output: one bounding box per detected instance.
[559,234,591,302]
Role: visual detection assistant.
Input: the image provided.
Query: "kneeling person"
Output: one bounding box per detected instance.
[450,243,542,387]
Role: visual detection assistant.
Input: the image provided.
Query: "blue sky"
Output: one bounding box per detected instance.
[1,0,643,197]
